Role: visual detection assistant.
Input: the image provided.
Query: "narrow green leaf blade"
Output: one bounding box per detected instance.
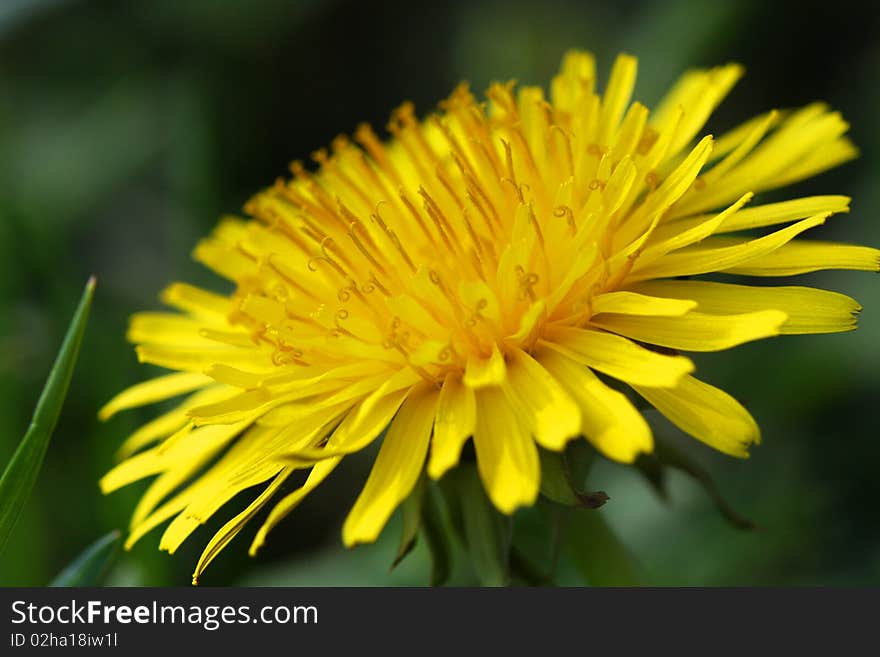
[49,530,121,587]
[0,277,95,555]
[567,511,647,586]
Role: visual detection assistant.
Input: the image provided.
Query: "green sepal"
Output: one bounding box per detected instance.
[539,443,609,508]
[442,464,511,586]
[391,473,426,570]
[49,530,121,587]
[637,434,756,530]
[421,483,453,586]
[0,277,95,556]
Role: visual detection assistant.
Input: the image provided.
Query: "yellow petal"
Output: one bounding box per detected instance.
[701,110,777,182]
[125,491,193,550]
[671,105,851,217]
[507,300,547,343]
[613,103,649,158]
[187,388,274,426]
[98,372,214,421]
[632,375,759,457]
[591,291,696,317]
[127,312,225,348]
[135,429,287,555]
[653,64,743,157]
[503,348,581,451]
[617,136,714,247]
[384,294,446,338]
[542,326,694,387]
[652,195,850,242]
[161,469,282,553]
[160,282,230,320]
[762,137,857,189]
[545,243,599,314]
[135,343,272,373]
[317,368,416,410]
[156,403,331,554]
[116,408,189,459]
[591,309,786,352]
[641,193,752,260]
[290,387,412,461]
[100,421,246,493]
[131,408,275,527]
[249,456,343,556]
[709,110,780,163]
[598,53,637,145]
[600,155,639,216]
[721,240,880,276]
[117,386,241,457]
[193,468,293,584]
[463,342,507,388]
[472,387,539,514]
[328,368,418,447]
[408,339,457,367]
[131,458,215,529]
[192,219,254,281]
[459,280,502,326]
[428,373,477,479]
[342,385,438,546]
[713,195,850,233]
[100,447,166,494]
[628,280,861,334]
[551,50,596,111]
[539,348,652,463]
[628,213,827,281]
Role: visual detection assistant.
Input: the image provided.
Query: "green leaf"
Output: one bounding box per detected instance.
[391,473,426,570]
[638,434,755,530]
[539,445,609,508]
[0,277,95,556]
[445,464,511,586]
[421,483,453,586]
[567,510,646,586]
[49,530,121,587]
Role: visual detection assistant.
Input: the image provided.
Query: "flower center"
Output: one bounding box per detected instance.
[212,75,658,385]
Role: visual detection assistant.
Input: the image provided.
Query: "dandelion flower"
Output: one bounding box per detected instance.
[100,51,877,583]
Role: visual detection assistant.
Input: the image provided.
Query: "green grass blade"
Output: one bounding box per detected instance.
[49,529,121,587]
[0,276,95,556]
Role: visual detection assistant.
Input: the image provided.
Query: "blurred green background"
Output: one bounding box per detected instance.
[1,0,878,586]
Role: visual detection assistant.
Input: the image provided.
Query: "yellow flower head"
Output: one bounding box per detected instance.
[99,51,876,583]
